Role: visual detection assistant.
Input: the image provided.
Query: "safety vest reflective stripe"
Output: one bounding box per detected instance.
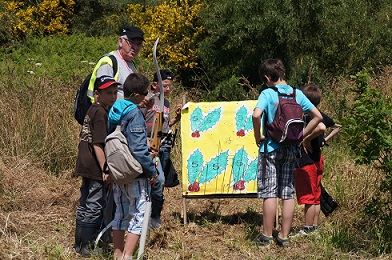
[87,53,119,103]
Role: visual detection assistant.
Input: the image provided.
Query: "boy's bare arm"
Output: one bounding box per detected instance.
[324,123,342,142]
[303,107,323,138]
[252,108,266,146]
[302,122,326,153]
[93,144,108,181]
[304,122,326,142]
[169,104,182,127]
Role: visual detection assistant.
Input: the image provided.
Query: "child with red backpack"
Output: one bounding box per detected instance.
[252,59,322,247]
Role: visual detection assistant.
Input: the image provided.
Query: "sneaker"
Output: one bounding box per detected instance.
[150,218,162,230]
[253,233,273,247]
[292,226,315,237]
[275,236,290,247]
[300,226,315,235]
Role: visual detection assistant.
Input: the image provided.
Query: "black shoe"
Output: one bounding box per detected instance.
[275,236,290,247]
[253,233,273,247]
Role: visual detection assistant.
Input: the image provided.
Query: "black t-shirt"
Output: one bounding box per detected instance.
[297,111,335,167]
[75,104,109,180]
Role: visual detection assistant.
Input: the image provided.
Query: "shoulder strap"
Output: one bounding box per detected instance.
[270,86,296,98]
[292,87,297,100]
[107,54,118,77]
[269,86,279,93]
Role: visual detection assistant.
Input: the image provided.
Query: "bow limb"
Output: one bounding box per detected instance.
[150,38,164,152]
[153,38,164,110]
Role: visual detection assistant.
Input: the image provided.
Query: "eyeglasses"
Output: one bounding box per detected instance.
[122,37,144,48]
[163,84,173,89]
[130,91,149,97]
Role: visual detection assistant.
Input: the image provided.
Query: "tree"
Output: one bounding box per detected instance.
[197,0,392,99]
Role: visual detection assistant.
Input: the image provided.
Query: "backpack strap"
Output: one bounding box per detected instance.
[87,54,119,103]
[269,85,296,97]
[108,54,119,79]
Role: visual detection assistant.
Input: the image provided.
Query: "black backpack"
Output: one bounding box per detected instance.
[73,54,118,125]
[266,86,305,144]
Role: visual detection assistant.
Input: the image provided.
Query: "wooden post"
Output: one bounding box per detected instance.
[182,197,187,225]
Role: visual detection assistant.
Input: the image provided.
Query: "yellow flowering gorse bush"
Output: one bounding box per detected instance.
[3,0,75,38]
[127,0,204,70]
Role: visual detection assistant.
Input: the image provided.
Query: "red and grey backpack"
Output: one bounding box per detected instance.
[265,86,305,144]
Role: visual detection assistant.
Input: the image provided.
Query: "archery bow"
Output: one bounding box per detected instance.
[138,37,163,260]
[149,38,165,152]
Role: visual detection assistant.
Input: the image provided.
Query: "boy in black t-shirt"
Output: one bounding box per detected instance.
[73,76,120,256]
[294,84,342,235]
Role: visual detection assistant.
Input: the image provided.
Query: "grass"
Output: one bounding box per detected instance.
[0,35,391,259]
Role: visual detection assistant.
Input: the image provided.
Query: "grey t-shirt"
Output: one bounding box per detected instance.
[144,96,171,136]
[96,50,137,99]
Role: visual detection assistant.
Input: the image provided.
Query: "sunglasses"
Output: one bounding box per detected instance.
[130,91,148,97]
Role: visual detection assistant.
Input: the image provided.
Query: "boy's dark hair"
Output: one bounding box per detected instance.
[123,73,150,98]
[301,84,322,106]
[259,59,286,83]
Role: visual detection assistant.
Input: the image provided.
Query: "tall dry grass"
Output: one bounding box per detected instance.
[0,70,80,175]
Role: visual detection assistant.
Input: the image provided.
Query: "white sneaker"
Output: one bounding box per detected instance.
[150,218,162,229]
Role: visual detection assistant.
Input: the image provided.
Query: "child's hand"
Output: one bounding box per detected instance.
[137,96,155,109]
[149,148,158,158]
[301,139,313,154]
[102,172,110,183]
[175,104,182,116]
[149,173,158,185]
[256,135,266,147]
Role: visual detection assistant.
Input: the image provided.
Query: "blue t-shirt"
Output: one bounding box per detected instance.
[254,84,315,153]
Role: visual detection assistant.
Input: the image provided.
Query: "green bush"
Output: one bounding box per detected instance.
[342,69,392,253]
[197,0,392,91]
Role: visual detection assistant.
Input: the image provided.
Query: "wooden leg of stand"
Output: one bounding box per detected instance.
[183,197,187,225]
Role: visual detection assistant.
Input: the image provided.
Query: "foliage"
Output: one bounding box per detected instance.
[126,0,205,76]
[1,0,75,42]
[68,0,127,36]
[203,76,260,102]
[198,0,392,93]
[342,69,392,253]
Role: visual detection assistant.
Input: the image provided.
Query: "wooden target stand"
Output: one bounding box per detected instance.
[181,194,280,230]
[178,94,280,228]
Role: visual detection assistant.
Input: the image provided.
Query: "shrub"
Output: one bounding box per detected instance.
[126,0,204,74]
[342,68,392,253]
[1,0,75,42]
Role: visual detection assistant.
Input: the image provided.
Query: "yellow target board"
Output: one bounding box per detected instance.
[181,100,259,197]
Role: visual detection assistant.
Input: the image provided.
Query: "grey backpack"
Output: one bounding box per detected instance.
[105,125,143,185]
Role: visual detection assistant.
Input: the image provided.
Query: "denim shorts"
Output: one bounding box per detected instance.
[257,145,297,200]
[112,178,150,235]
